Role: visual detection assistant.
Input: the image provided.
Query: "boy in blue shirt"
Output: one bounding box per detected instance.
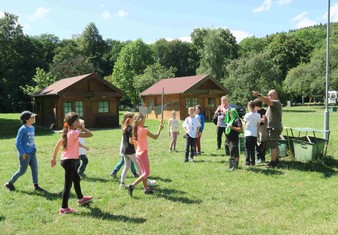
[4,111,45,192]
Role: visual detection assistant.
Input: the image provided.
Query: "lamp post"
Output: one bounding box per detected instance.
[324,0,330,140]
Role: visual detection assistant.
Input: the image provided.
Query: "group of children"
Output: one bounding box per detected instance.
[4,99,265,214]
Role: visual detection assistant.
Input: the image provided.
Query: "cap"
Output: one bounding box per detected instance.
[20,111,37,121]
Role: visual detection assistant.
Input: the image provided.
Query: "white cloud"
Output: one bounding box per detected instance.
[290,12,317,29]
[231,30,253,42]
[101,11,112,20]
[28,7,50,21]
[323,2,338,23]
[0,11,5,18]
[253,0,272,13]
[117,10,128,17]
[276,0,293,7]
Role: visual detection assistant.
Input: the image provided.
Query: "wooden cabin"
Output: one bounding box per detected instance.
[33,73,124,129]
[140,74,229,121]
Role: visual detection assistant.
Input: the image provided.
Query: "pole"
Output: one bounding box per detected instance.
[161,87,164,123]
[324,0,330,140]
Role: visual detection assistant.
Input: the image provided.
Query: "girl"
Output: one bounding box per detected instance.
[168,110,179,152]
[195,105,205,155]
[127,113,163,197]
[51,112,93,214]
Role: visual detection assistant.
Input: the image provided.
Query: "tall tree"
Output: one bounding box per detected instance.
[111,39,154,105]
[21,67,57,96]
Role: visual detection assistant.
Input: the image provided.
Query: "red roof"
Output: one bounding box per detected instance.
[33,73,124,97]
[140,74,228,96]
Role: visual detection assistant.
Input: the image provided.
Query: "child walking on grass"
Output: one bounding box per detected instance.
[168,110,179,152]
[51,112,93,214]
[4,111,45,192]
[182,107,201,162]
[127,112,163,197]
[78,119,90,178]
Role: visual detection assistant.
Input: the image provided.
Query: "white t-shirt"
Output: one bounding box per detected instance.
[243,112,261,137]
[78,137,86,155]
[182,116,201,138]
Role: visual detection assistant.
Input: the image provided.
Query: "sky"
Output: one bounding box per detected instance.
[1,0,338,43]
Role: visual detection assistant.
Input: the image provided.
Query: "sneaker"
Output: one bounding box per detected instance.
[78,173,87,178]
[77,196,93,206]
[256,159,265,164]
[59,207,77,215]
[109,171,118,179]
[127,184,134,197]
[119,183,126,190]
[133,173,139,178]
[183,158,189,163]
[190,158,194,162]
[34,186,46,192]
[267,161,277,168]
[144,189,154,194]
[147,179,157,187]
[4,182,15,191]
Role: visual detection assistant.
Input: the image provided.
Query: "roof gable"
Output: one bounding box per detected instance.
[33,73,124,97]
[140,74,229,96]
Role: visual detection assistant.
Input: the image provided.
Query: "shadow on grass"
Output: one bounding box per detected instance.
[0,215,5,221]
[83,177,111,183]
[18,190,62,201]
[0,117,55,139]
[155,188,202,204]
[245,167,285,175]
[79,206,146,223]
[277,157,337,178]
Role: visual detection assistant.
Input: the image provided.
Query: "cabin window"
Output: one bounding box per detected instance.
[185,97,190,108]
[98,101,109,113]
[75,101,84,117]
[64,102,72,114]
[208,98,215,108]
[192,97,198,107]
[149,99,153,109]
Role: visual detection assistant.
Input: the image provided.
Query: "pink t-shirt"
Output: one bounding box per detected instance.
[61,129,80,160]
[134,126,148,155]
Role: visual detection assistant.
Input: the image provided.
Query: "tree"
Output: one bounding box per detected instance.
[152,39,199,77]
[134,62,176,94]
[111,39,154,105]
[224,51,282,104]
[192,28,238,81]
[21,67,57,96]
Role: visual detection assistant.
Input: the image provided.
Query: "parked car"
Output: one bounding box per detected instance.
[228,103,246,118]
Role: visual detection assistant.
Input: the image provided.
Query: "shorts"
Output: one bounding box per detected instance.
[265,128,283,149]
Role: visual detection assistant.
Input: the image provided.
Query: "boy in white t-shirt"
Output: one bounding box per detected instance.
[243,101,261,166]
[182,107,201,162]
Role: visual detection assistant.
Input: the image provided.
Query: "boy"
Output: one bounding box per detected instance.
[182,107,201,162]
[4,111,45,192]
[254,99,267,163]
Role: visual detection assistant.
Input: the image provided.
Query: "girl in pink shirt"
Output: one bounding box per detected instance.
[51,112,93,214]
[127,112,163,196]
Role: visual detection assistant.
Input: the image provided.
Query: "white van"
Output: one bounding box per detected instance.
[328,91,338,105]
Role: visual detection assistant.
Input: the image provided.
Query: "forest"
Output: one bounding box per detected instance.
[1,11,338,112]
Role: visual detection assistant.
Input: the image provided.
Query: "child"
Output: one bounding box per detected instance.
[109,137,139,179]
[254,99,267,163]
[51,112,93,214]
[127,112,163,197]
[195,105,205,155]
[78,119,90,178]
[4,111,45,192]
[243,101,261,166]
[225,108,243,171]
[182,107,201,162]
[168,110,179,152]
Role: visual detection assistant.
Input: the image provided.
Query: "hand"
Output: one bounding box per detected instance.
[85,146,90,151]
[252,91,260,97]
[159,123,164,129]
[50,158,56,167]
[22,154,27,160]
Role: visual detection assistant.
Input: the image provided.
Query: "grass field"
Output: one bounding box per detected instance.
[0,107,337,235]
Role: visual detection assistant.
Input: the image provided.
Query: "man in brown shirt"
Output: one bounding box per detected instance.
[252,90,283,168]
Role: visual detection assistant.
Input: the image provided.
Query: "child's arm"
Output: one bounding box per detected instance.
[79,142,89,151]
[147,123,164,139]
[51,138,62,167]
[79,127,93,138]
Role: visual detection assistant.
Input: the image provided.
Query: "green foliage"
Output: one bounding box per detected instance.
[134,62,176,94]
[152,39,199,77]
[111,39,154,105]
[20,68,57,96]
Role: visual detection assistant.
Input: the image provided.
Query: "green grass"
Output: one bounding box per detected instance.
[0,108,337,235]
